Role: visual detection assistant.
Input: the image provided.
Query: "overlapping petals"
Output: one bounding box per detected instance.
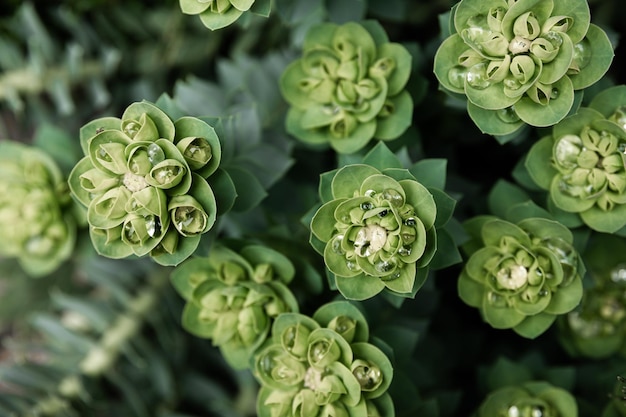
[252,301,394,417]
[0,141,76,276]
[170,243,298,369]
[310,164,437,300]
[526,86,626,233]
[179,0,270,30]
[434,0,614,136]
[68,101,221,265]
[281,21,413,154]
[458,216,584,338]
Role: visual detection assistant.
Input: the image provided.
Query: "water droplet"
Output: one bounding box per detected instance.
[539,289,549,297]
[310,340,329,361]
[542,237,578,284]
[382,189,404,207]
[487,291,507,308]
[123,222,140,244]
[283,326,297,352]
[364,189,376,197]
[611,264,626,283]
[554,134,583,169]
[147,143,165,165]
[507,405,520,417]
[496,107,520,124]
[398,245,412,256]
[531,406,544,417]
[503,76,522,90]
[124,121,140,138]
[145,215,161,238]
[448,66,467,89]
[353,363,382,390]
[98,146,112,162]
[360,202,373,210]
[332,235,345,255]
[378,209,389,218]
[544,31,563,47]
[331,315,355,334]
[404,217,417,226]
[550,88,559,99]
[573,40,591,69]
[466,63,490,89]
[375,260,395,274]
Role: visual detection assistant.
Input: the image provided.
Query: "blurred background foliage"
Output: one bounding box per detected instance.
[1,0,626,416]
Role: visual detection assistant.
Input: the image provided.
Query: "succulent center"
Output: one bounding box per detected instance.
[303,366,323,390]
[496,264,529,290]
[123,172,149,192]
[509,35,531,54]
[354,224,387,257]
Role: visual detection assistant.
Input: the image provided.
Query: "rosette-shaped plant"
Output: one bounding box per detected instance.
[68,101,221,266]
[252,301,395,417]
[474,381,577,417]
[281,21,413,154]
[170,243,298,369]
[0,141,76,276]
[458,215,585,338]
[310,168,435,301]
[433,0,614,138]
[179,0,271,30]
[526,85,626,233]
[558,233,626,358]
[308,143,459,301]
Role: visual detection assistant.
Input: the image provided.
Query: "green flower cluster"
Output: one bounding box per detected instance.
[68,101,221,266]
[0,141,76,276]
[310,163,438,301]
[170,243,298,369]
[179,0,271,30]
[458,216,585,338]
[526,85,626,234]
[252,301,394,417]
[475,381,577,417]
[433,0,614,137]
[281,21,413,154]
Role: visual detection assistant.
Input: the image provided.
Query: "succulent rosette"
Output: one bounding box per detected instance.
[458,215,585,338]
[558,233,626,358]
[280,21,413,154]
[0,141,76,276]
[68,101,221,266]
[310,163,439,301]
[474,381,577,417]
[252,301,395,417]
[433,0,614,137]
[170,243,299,369]
[179,0,271,31]
[525,86,626,234]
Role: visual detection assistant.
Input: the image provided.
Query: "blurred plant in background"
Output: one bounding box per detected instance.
[2,1,626,417]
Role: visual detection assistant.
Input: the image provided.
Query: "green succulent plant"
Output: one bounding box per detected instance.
[252,301,395,417]
[458,215,585,339]
[310,165,437,301]
[475,381,577,417]
[170,242,299,369]
[433,0,614,138]
[179,0,271,30]
[558,233,626,358]
[280,20,413,154]
[68,101,221,266]
[0,141,77,277]
[526,85,626,234]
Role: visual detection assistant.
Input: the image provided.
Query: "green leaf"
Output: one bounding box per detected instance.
[512,313,557,339]
[409,158,447,191]
[335,273,385,300]
[326,0,366,23]
[205,168,237,215]
[375,91,413,140]
[199,7,244,30]
[487,180,531,220]
[331,164,381,199]
[467,102,525,138]
[570,24,615,90]
[525,136,558,190]
[362,142,403,170]
[589,84,626,117]
[225,166,268,212]
[514,76,575,127]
